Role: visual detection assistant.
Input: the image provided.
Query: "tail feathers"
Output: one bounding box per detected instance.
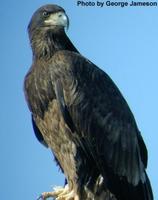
[107,172,153,200]
[127,175,153,200]
[143,172,153,200]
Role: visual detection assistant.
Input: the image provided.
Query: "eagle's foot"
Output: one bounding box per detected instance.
[55,184,79,200]
[56,189,79,200]
[37,186,67,200]
[37,184,79,200]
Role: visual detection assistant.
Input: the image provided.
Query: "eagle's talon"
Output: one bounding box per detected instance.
[56,189,77,200]
[37,192,56,200]
[37,194,44,200]
[37,185,77,200]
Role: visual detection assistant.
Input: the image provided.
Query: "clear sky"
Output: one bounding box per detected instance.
[1,0,157,199]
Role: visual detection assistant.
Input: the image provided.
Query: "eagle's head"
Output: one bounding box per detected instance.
[27,4,77,59]
[28,4,69,36]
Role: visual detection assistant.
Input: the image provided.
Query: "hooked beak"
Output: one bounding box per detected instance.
[44,11,69,30]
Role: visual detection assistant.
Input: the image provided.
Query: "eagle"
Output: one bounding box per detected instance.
[24,4,153,200]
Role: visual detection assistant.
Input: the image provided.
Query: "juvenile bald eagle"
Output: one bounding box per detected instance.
[24,4,153,200]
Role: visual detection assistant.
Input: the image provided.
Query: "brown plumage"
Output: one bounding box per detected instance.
[24,4,153,200]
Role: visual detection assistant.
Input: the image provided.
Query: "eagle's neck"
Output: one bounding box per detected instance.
[30,28,78,60]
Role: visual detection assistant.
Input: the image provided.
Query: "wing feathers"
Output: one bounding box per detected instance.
[48,51,152,199]
[31,115,48,148]
[54,79,75,133]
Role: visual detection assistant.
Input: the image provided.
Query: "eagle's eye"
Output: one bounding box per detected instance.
[43,11,49,17]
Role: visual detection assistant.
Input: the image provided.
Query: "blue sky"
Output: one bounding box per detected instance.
[1,0,157,199]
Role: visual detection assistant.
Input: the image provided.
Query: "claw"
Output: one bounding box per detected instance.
[36,184,78,200]
[37,191,57,200]
[37,194,44,200]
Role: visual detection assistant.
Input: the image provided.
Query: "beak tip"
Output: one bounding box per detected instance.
[64,14,69,31]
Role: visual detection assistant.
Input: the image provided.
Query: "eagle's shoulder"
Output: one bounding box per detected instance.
[52,50,93,69]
